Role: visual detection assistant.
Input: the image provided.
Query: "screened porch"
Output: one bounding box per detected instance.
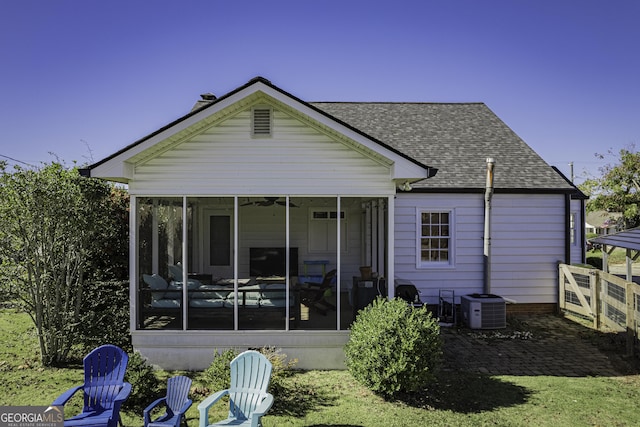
[134,195,391,331]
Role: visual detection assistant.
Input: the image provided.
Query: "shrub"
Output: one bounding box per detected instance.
[258,346,297,395]
[124,351,160,408]
[345,297,442,398]
[76,280,131,355]
[199,347,297,399]
[586,256,603,270]
[201,348,239,395]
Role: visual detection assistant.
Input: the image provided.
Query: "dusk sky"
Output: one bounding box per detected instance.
[1,0,638,184]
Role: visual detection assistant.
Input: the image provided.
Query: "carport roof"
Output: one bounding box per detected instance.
[591,227,640,251]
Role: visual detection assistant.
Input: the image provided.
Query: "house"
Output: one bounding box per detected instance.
[82,77,584,369]
[586,210,622,235]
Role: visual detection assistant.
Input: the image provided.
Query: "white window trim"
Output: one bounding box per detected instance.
[416,208,455,269]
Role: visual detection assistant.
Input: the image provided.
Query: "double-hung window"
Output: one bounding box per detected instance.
[418,210,452,266]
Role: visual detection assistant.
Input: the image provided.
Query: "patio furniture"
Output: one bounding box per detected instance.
[198,350,273,427]
[143,274,183,309]
[188,281,300,327]
[300,269,337,315]
[396,283,424,308]
[52,344,131,427]
[144,375,193,427]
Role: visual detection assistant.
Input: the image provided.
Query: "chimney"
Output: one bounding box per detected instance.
[191,92,217,112]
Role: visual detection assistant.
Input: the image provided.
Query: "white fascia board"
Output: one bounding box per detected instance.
[90,161,134,183]
[89,88,258,181]
[91,80,430,182]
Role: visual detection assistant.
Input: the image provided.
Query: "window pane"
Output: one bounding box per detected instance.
[420,211,451,264]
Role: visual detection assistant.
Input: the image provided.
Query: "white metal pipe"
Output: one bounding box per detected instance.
[484,158,495,294]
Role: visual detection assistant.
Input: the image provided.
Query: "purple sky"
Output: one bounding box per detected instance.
[1,0,638,184]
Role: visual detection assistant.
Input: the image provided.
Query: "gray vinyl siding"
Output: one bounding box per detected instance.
[490,195,565,303]
[394,193,564,305]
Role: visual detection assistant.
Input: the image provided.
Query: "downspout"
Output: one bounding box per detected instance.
[483,158,495,294]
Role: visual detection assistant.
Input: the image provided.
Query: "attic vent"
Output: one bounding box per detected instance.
[252,108,272,137]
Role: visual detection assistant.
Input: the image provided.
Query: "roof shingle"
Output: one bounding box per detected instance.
[311,102,573,191]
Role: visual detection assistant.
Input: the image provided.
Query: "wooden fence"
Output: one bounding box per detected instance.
[559,263,640,356]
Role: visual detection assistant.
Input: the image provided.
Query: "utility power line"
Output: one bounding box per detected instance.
[0,154,35,167]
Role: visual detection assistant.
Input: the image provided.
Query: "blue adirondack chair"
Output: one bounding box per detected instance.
[198,350,273,427]
[52,344,131,427]
[144,375,193,427]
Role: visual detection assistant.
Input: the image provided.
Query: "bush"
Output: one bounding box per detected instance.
[201,348,239,395]
[586,256,603,270]
[76,280,131,355]
[199,347,297,399]
[345,297,442,398]
[258,346,297,395]
[124,351,161,409]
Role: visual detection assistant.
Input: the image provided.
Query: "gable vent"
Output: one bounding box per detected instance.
[252,108,272,136]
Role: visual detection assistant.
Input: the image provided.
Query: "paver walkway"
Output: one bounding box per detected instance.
[441,314,633,376]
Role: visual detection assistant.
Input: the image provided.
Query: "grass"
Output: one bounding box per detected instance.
[587,247,629,265]
[3,307,640,426]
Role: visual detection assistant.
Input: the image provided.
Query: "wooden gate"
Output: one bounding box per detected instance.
[559,263,640,355]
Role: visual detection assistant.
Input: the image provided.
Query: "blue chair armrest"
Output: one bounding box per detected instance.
[115,382,132,402]
[198,389,229,427]
[248,393,274,427]
[51,385,83,406]
[176,398,193,415]
[143,397,167,424]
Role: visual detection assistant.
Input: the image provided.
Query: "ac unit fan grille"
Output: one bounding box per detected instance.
[461,294,506,329]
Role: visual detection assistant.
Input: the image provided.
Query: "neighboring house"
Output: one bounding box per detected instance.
[586,210,622,235]
[83,77,584,369]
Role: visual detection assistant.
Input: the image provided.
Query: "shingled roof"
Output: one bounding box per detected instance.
[311,102,574,192]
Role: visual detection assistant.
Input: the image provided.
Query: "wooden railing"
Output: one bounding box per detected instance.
[559,263,640,356]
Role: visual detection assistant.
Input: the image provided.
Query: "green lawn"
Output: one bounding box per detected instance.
[587,246,629,265]
[2,307,640,426]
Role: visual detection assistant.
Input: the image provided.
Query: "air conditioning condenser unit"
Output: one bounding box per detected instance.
[461,294,506,329]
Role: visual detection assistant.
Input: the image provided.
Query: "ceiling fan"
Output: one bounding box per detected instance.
[241,197,298,207]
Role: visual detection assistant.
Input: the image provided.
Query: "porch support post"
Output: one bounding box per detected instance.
[233,196,239,331]
[336,196,341,330]
[387,195,395,299]
[151,200,159,274]
[286,196,291,331]
[130,196,138,331]
[182,196,188,330]
[377,200,385,276]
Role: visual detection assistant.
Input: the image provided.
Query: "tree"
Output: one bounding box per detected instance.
[581,146,640,229]
[0,161,128,365]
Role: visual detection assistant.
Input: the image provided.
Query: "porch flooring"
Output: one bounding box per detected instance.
[441,314,638,376]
